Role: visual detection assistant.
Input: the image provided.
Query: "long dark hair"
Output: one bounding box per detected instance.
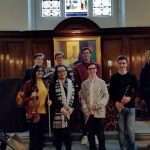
[32,65,45,85]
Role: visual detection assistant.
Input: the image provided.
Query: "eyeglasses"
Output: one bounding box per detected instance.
[37,69,44,72]
[88,67,96,70]
[57,70,66,73]
[36,58,44,61]
[56,56,63,59]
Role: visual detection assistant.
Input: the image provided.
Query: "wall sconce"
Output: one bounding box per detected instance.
[108,60,112,67]
[47,60,51,68]
[107,60,112,78]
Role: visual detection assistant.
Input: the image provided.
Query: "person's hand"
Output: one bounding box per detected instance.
[16,91,24,106]
[115,101,124,111]
[60,107,68,117]
[67,108,74,115]
[91,103,97,110]
[85,111,90,119]
[141,99,145,105]
[121,96,131,105]
[47,100,52,106]
[31,91,37,98]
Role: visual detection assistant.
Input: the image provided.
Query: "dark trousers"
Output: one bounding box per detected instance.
[0,141,7,150]
[81,111,88,136]
[145,98,150,119]
[28,114,47,150]
[86,115,106,150]
[54,127,72,150]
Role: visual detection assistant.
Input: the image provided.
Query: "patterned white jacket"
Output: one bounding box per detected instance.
[80,77,109,118]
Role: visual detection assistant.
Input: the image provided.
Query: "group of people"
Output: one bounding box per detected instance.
[1,48,150,150]
[20,48,108,150]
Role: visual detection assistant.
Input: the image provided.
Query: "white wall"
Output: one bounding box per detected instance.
[1,0,150,31]
[0,0,28,31]
[125,0,150,27]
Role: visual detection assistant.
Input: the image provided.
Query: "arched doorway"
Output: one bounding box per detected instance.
[53,17,102,68]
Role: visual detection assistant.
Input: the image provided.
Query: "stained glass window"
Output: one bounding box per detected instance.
[65,0,88,17]
[93,0,111,16]
[41,0,112,17]
[42,0,60,17]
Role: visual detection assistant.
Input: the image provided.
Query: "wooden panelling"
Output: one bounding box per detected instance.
[101,36,150,81]
[129,37,150,79]
[1,24,150,81]
[0,31,54,78]
[31,39,54,67]
[101,37,124,82]
[2,41,25,78]
[0,41,3,78]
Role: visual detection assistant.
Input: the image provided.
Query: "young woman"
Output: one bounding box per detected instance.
[50,65,75,150]
[23,65,52,150]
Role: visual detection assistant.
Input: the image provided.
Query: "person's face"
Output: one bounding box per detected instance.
[36,68,44,79]
[147,52,150,61]
[117,59,128,72]
[55,55,63,65]
[34,56,44,66]
[87,64,97,77]
[81,49,91,63]
[57,66,67,80]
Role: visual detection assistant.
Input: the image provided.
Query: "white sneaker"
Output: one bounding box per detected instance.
[95,135,99,145]
[81,135,88,145]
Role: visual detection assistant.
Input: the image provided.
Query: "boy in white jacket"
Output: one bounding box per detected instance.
[80,62,109,150]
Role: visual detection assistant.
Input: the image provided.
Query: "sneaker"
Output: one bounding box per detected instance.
[81,135,88,145]
[95,135,99,145]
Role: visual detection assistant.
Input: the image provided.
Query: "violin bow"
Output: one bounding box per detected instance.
[47,86,52,137]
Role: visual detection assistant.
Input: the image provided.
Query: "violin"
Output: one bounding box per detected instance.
[26,85,40,123]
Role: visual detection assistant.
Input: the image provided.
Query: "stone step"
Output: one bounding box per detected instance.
[6,132,150,149]
[18,131,150,143]
[136,133,150,141]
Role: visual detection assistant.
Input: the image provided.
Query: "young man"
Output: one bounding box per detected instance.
[23,53,45,83]
[109,55,138,150]
[80,62,109,150]
[74,47,101,144]
[45,52,73,83]
[74,47,101,90]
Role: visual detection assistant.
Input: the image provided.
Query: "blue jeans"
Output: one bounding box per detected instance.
[118,107,135,150]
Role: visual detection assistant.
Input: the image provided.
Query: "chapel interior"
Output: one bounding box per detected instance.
[0,0,150,148]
